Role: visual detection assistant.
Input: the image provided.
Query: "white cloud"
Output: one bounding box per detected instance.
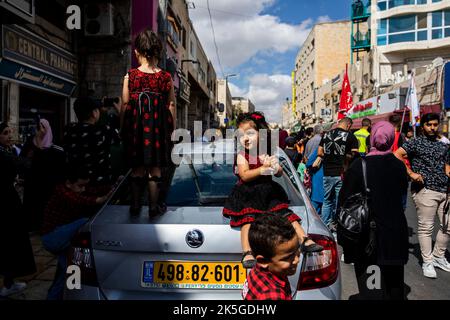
[188,0,332,124]
[229,74,292,123]
[317,15,332,23]
[189,0,312,70]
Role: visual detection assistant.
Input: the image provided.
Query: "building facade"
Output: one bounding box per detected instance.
[1,0,77,144]
[372,0,450,88]
[232,97,255,115]
[216,79,233,128]
[308,1,450,128]
[294,21,351,126]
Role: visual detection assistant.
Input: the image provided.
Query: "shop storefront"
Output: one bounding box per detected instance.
[0,24,77,144]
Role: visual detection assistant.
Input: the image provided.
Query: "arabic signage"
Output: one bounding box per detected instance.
[1,24,76,82]
[0,59,76,96]
[347,96,378,119]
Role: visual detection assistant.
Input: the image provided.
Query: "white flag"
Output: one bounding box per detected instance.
[405,76,420,126]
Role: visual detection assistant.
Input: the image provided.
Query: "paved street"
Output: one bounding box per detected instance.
[0,234,56,300]
[340,192,450,300]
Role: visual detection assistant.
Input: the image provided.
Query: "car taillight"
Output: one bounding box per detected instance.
[297,234,339,291]
[67,231,98,286]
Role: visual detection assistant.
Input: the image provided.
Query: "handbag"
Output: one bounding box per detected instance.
[337,158,376,255]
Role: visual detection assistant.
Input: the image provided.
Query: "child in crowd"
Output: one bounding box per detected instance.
[223,112,322,269]
[41,169,114,300]
[242,214,300,300]
[121,28,176,217]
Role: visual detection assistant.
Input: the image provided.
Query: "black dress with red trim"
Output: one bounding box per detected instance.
[122,69,174,168]
[222,151,300,227]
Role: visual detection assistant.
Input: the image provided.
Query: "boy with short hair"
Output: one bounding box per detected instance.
[41,169,113,300]
[243,214,300,300]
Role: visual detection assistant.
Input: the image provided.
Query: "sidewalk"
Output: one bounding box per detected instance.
[0,233,57,300]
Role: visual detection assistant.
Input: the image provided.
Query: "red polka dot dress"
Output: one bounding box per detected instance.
[122,69,174,168]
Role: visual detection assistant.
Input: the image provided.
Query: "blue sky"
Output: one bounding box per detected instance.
[189,0,351,122]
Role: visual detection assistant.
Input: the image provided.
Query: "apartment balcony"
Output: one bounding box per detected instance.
[351,0,371,22]
[352,30,371,51]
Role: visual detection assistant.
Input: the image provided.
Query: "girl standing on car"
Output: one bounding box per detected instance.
[223,112,323,269]
[121,28,176,217]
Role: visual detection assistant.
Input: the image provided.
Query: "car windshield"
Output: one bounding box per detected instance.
[165,156,305,207]
[110,154,305,208]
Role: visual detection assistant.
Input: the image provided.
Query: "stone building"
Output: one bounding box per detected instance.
[294,20,352,126]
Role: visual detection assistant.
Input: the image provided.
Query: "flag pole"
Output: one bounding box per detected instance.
[399,105,407,134]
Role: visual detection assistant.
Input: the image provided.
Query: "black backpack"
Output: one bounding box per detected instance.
[337,158,376,256]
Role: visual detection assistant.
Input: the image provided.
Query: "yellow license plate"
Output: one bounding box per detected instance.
[141,261,246,289]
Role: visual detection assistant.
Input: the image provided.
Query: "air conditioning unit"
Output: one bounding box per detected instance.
[84,3,114,37]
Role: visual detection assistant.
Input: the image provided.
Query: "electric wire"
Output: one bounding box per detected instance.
[206,0,225,78]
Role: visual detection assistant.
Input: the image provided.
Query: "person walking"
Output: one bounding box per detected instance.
[318,117,359,232]
[0,122,36,297]
[121,28,176,217]
[354,118,371,156]
[284,136,301,169]
[21,119,65,231]
[306,148,324,216]
[394,113,450,278]
[304,124,324,162]
[338,121,409,300]
[64,97,119,192]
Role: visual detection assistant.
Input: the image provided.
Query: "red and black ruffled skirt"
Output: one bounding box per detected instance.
[122,91,174,168]
[222,178,300,227]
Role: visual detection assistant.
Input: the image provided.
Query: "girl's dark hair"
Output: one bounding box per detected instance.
[236,112,272,155]
[236,111,269,131]
[134,28,162,61]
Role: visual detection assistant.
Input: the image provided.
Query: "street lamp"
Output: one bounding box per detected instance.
[224,73,238,82]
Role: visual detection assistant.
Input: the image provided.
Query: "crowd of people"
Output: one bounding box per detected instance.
[278,113,450,300]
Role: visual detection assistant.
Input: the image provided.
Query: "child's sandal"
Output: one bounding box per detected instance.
[241,251,256,269]
[302,236,324,253]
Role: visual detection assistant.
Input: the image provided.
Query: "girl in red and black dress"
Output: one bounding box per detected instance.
[121,28,176,217]
[223,112,323,268]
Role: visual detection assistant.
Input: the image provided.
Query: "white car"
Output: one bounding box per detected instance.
[65,140,341,300]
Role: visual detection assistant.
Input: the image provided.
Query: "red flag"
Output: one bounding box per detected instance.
[338,64,353,120]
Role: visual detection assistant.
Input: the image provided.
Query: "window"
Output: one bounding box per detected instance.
[378,1,387,11]
[432,0,442,2]
[389,14,415,33]
[389,32,415,43]
[379,0,429,10]
[379,19,387,34]
[418,13,428,29]
[445,28,450,37]
[389,0,414,9]
[418,30,427,40]
[378,11,450,45]
[431,11,450,40]
[377,35,387,45]
[432,29,443,39]
[433,11,443,27]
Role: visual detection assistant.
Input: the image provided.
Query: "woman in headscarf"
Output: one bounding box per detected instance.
[21,119,65,231]
[338,121,409,300]
[0,122,36,297]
